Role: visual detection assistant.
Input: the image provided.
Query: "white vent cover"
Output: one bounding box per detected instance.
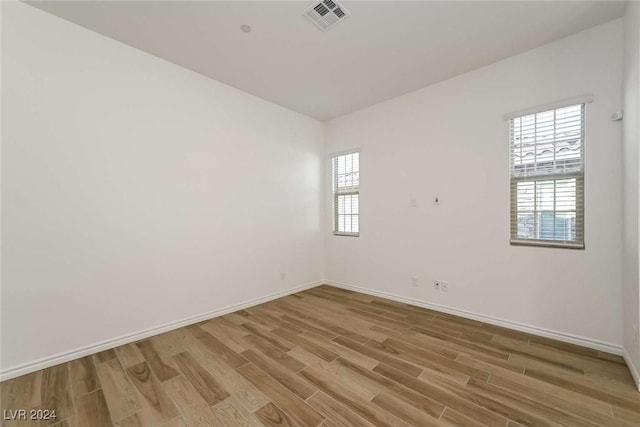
[304,0,350,32]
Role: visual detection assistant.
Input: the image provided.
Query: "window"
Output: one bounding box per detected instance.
[509,103,585,248]
[332,151,359,236]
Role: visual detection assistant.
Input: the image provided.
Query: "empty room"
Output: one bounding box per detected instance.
[2,0,640,425]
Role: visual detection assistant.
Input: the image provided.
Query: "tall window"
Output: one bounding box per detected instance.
[332,151,359,236]
[509,103,585,248]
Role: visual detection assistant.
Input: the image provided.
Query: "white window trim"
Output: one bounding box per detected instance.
[330,149,360,237]
[507,101,586,249]
[503,94,593,121]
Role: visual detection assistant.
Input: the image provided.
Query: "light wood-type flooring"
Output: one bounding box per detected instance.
[1,285,639,426]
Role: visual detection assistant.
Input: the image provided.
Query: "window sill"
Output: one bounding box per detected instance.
[510,239,584,249]
[334,232,359,237]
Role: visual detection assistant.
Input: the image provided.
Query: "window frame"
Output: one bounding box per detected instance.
[331,149,360,237]
[508,102,586,250]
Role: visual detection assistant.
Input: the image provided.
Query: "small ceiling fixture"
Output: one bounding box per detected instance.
[304,0,350,32]
[240,24,251,33]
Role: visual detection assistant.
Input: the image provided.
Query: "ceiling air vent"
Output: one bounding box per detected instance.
[304,0,351,32]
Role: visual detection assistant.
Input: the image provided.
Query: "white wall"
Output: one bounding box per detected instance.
[0,1,630,380]
[622,1,640,386]
[1,2,324,376]
[324,20,624,350]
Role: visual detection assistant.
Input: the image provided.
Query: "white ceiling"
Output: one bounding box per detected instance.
[27,1,626,120]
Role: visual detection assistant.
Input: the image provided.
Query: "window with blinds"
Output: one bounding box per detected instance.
[509,103,585,249]
[332,151,359,236]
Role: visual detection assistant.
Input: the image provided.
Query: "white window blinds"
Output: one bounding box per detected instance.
[332,151,359,236]
[509,103,585,248]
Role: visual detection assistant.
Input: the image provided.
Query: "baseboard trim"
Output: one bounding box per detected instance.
[623,348,640,391]
[0,280,323,382]
[325,280,622,356]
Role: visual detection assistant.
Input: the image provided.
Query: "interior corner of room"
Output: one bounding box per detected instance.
[1,0,640,425]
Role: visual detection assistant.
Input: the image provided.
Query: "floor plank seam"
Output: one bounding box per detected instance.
[3,286,639,427]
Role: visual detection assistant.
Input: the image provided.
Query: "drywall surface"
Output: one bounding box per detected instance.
[325,19,624,349]
[622,1,640,383]
[1,2,324,374]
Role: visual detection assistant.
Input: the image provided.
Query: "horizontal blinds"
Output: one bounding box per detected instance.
[333,151,360,235]
[336,194,359,234]
[509,103,585,247]
[503,94,593,121]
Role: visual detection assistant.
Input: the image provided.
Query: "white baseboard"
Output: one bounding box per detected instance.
[326,280,622,356]
[3,279,628,383]
[0,280,323,382]
[623,349,640,391]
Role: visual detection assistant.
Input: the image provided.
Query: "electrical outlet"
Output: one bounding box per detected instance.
[433,196,440,206]
[410,199,417,208]
[280,272,286,281]
[441,281,449,292]
[433,281,441,291]
[411,277,418,287]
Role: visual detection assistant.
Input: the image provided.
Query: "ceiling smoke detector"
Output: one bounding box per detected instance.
[304,0,350,32]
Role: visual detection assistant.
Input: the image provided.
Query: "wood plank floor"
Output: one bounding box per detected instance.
[2,285,639,426]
